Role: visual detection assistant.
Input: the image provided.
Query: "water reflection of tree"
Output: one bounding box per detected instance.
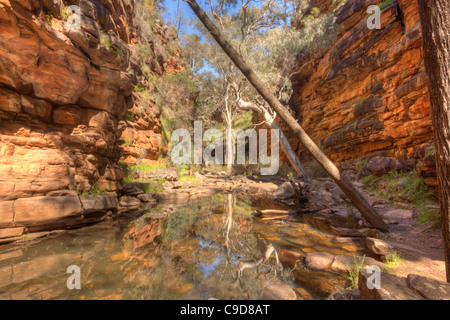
[192,194,290,299]
[121,194,294,300]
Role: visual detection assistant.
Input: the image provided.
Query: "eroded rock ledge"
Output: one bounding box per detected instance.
[0,0,182,235]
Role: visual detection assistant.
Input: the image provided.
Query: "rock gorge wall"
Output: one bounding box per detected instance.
[121,24,187,165]
[286,0,436,185]
[0,0,180,241]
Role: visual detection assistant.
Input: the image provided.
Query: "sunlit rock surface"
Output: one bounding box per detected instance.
[286,0,435,185]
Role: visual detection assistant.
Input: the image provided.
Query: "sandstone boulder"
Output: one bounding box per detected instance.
[0,201,14,227]
[306,252,335,270]
[260,284,297,300]
[364,157,411,177]
[14,196,83,225]
[366,237,393,256]
[359,268,423,300]
[119,196,141,207]
[331,255,385,273]
[80,194,118,214]
[278,249,304,268]
[407,274,450,300]
[384,209,413,220]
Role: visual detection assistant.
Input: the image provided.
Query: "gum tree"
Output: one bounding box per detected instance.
[189,0,334,179]
[185,0,389,231]
[417,0,450,282]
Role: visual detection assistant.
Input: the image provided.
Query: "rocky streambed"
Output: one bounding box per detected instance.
[0,168,447,300]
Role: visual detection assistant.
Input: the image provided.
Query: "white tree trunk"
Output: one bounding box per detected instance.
[238,100,310,181]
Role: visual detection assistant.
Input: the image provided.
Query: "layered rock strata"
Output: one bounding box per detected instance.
[0,0,140,240]
[287,0,436,185]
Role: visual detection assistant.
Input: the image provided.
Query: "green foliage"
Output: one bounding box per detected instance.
[160,109,176,148]
[187,0,338,136]
[311,7,321,16]
[378,0,394,10]
[425,144,435,158]
[383,250,402,272]
[163,69,197,94]
[143,179,166,193]
[61,4,71,22]
[343,256,366,289]
[178,174,198,183]
[101,38,114,49]
[78,183,109,196]
[123,136,133,147]
[130,163,167,172]
[361,170,441,227]
[134,0,163,37]
[163,206,198,243]
[361,171,432,206]
[417,207,441,229]
[126,110,135,121]
[356,158,368,172]
[45,13,53,26]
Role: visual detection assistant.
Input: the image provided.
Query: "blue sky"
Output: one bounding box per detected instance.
[162,0,198,36]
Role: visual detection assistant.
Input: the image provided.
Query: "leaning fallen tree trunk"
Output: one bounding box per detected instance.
[237,99,311,182]
[185,0,389,231]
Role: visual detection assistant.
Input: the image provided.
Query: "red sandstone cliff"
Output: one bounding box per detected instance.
[0,0,187,241]
[286,0,435,185]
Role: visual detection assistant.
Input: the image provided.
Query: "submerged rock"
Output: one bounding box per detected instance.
[278,249,304,268]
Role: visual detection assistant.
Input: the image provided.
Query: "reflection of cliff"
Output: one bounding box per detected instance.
[286,0,435,185]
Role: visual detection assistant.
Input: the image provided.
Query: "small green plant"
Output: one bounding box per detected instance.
[178,175,198,183]
[311,7,321,16]
[287,171,295,182]
[101,39,114,49]
[378,0,393,10]
[126,110,135,121]
[115,46,124,56]
[78,183,109,196]
[45,13,53,26]
[123,136,133,147]
[61,4,70,22]
[127,163,167,172]
[361,170,431,207]
[142,179,166,193]
[425,145,435,158]
[417,207,441,228]
[355,158,368,172]
[343,256,366,289]
[134,84,148,94]
[383,250,402,272]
